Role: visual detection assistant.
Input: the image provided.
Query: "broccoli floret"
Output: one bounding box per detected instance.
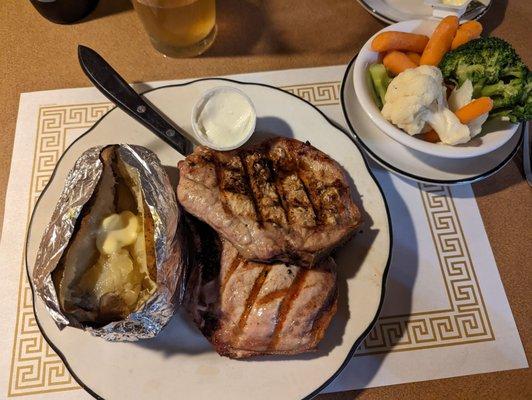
[490,102,532,123]
[439,37,531,122]
[521,70,532,102]
[368,63,392,109]
[502,63,527,80]
[490,72,532,122]
[480,78,524,108]
[440,37,523,87]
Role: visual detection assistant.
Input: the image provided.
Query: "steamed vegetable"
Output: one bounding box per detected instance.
[451,20,482,50]
[448,80,490,137]
[383,51,418,75]
[480,78,526,108]
[368,63,392,109]
[439,37,531,122]
[454,97,494,123]
[440,37,526,90]
[371,31,429,53]
[489,72,531,122]
[425,107,470,145]
[420,16,459,66]
[417,129,440,143]
[406,52,421,65]
[381,66,445,136]
[489,102,532,123]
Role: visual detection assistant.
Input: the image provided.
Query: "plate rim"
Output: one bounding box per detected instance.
[340,54,524,185]
[25,77,394,400]
[355,0,492,24]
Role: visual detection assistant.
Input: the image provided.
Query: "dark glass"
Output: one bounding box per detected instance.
[30,0,99,24]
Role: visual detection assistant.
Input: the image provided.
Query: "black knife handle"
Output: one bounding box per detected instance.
[78,45,192,155]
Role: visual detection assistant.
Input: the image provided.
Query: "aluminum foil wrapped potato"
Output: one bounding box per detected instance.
[33,144,186,341]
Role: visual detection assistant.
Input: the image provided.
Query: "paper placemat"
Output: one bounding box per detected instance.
[0,65,527,398]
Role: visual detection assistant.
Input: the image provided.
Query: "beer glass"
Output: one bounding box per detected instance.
[132,0,216,57]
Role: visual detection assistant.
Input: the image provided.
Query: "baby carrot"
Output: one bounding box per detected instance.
[416,97,491,144]
[454,97,494,124]
[418,129,440,143]
[420,16,459,66]
[406,51,421,65]
[383,51,418,75]
[371,31,429,53]
[451,20,483,49]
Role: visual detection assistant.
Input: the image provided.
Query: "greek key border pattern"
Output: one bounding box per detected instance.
[7,81,493,396]
[282,82,341,105]
[355,184,495,355]
[8,103,113,397]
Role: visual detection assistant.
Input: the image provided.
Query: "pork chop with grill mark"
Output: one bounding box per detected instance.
[185,217,337,359]
[177,137,362,267]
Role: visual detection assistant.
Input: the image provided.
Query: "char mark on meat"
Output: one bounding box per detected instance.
[184,217,338,359]
[177,137,362,267]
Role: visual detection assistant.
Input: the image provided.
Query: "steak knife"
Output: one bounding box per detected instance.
[78,45,192,155]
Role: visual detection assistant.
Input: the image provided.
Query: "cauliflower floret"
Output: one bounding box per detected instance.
[448,79,489,137]
[448,79,473,111]
[426,108,471,145]
[468,113,489,137]
[381,65,472,145]
[382,66,446,135]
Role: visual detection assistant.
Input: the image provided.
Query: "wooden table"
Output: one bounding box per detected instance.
[1,0,530,398]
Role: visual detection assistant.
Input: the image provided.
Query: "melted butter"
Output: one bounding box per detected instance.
[78,211,147,316]
[441,0,467,5]
[96,211,139,255]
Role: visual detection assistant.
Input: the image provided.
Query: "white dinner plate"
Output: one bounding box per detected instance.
[26,79,392,400]
[341,57,523,185]
[356,0,491,24]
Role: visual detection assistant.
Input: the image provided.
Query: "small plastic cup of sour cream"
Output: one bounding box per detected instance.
[191,86,257,151]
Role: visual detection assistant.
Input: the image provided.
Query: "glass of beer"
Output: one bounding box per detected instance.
[132,0,216,58]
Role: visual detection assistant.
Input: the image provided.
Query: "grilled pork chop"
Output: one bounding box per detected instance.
[177,137,362,267]
[185,217,338,359]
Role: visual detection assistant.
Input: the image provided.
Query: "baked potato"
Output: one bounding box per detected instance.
[52,146,157,325]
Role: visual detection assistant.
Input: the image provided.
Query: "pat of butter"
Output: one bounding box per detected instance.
[96,211,139,255]
[196,89,254,147]
[441,0,467,5]
[77,210,151,314]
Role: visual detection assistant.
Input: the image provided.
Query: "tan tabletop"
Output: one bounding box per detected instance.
[1,0,530,398]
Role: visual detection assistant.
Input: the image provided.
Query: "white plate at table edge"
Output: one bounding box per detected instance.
[25,78,393,400]
[341,55,524,185]
[355,0,491,25]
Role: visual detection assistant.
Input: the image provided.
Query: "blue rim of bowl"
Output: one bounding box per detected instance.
[341,54,524,185]
[355,0,492,25]
[25,77,394,400]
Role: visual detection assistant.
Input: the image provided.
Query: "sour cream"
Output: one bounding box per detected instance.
[193,87,256,150]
